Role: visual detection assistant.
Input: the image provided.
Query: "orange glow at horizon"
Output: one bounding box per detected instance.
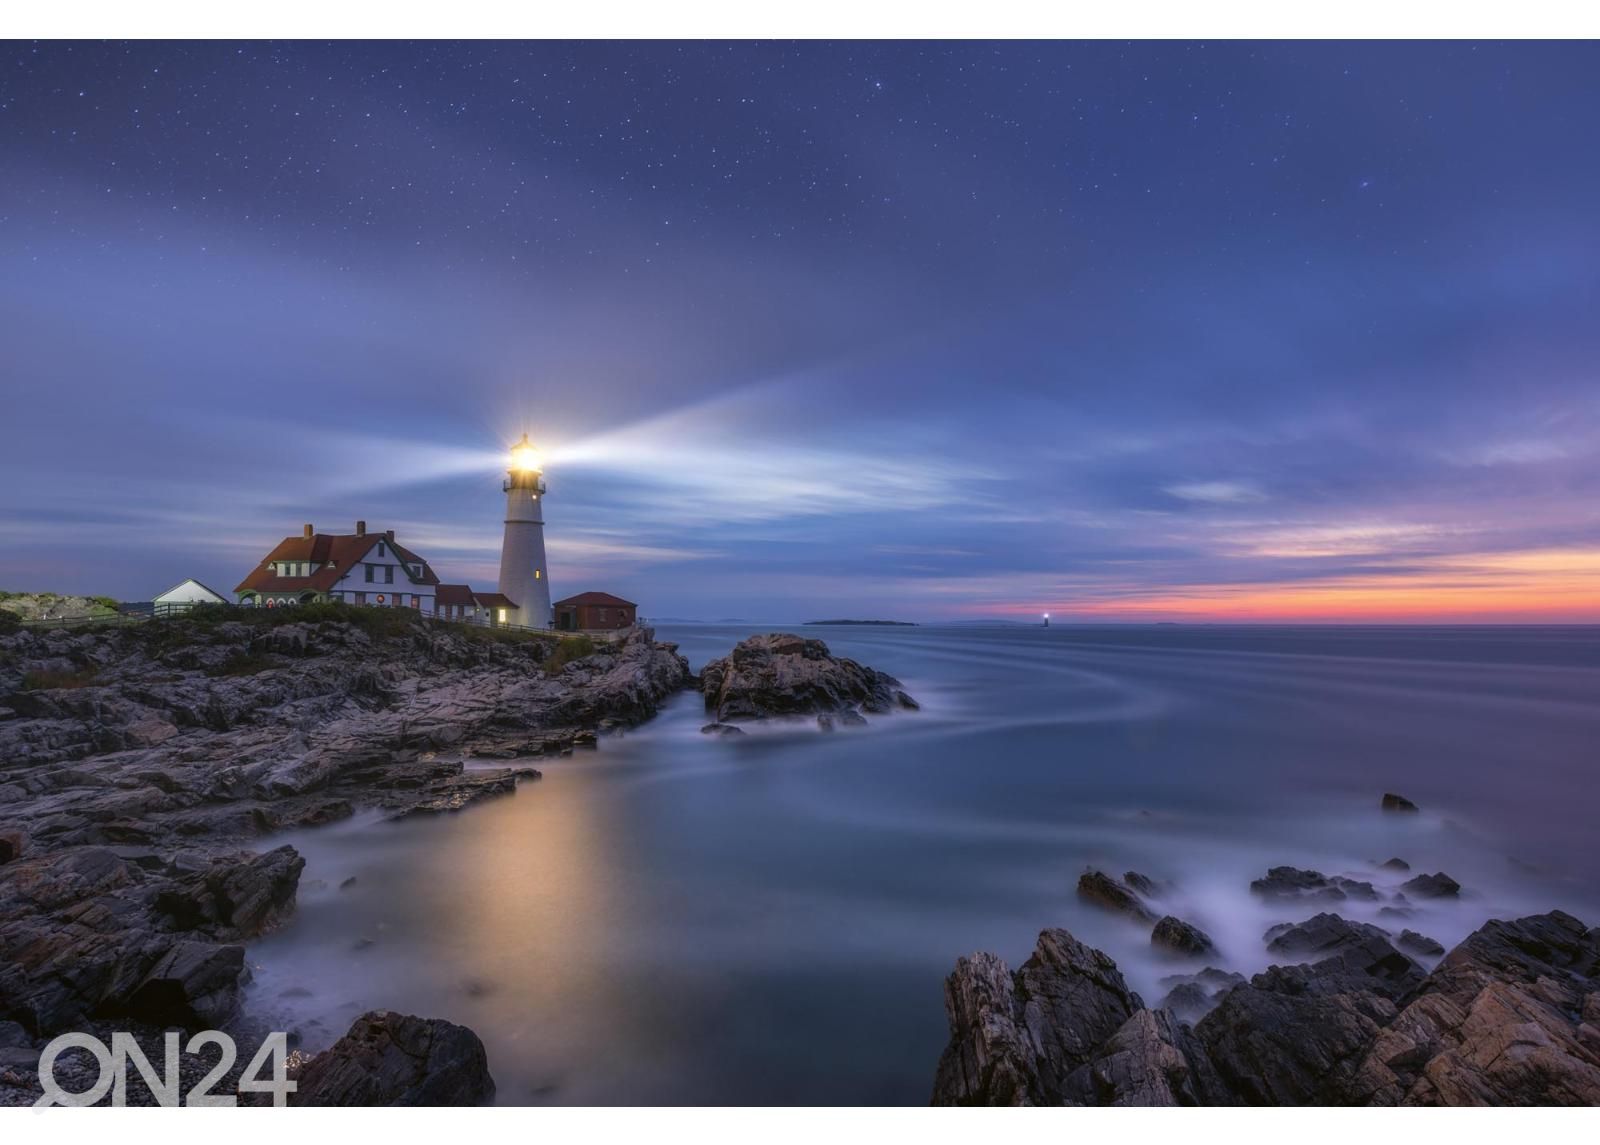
[1000,547,1600,623]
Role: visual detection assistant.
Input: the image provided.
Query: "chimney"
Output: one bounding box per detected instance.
[386,529,395,542]
[356,520,366,536]
[303,523,314,539]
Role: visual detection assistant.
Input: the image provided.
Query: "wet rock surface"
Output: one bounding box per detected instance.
[700,633,916,724]
[0,610,692,1048]
[932,909,1600,1105]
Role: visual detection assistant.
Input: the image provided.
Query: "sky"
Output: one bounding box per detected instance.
[2,40,1598,622]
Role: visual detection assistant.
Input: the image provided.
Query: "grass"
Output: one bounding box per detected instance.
[542,635,597,675]
[21,667,100,691]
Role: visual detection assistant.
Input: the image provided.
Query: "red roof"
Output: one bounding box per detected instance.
[436,585,517,609]
[472,592,516,608]
[555,591,636,608]
[235,529,441,594]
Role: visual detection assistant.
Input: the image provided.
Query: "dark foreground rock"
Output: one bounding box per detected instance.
[700,633,915,723]
[292,1010,495,1106]
[1382,792,1420,813]
[932,909,1600,1105]
[1076,870,1157,923]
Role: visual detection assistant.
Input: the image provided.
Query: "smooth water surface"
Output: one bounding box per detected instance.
[248,625,1600,1104]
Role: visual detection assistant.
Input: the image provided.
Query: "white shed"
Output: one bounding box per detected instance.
[153,579,230,612]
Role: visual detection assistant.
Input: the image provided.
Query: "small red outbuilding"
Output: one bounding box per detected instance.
[554,591,637,631]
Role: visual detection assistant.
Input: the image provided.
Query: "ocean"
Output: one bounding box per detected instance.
[246,624,1600,1104]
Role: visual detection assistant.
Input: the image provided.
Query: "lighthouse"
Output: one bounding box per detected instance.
[497,434,553,628]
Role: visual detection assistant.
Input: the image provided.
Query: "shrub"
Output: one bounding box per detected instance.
[542,635,597,675]
[0,609,21,635]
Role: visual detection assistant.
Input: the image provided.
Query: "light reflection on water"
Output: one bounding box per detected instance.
[247,624,1600,1105]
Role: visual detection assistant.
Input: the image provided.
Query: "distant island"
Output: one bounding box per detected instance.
[804,619,919,626]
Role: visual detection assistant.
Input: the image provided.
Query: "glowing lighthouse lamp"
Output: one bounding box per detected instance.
[497,433,553,629]
[1042,612,1050,628]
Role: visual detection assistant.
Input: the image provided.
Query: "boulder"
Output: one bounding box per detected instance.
[700,633,914,722]
[1400,872,1461,899]
[1076,870,1157,923]
[699,722,745,737]
[1249,866,1346,903]
[1123,870,1160,898]
[126,941,247,1027]
[1396,930,1445,958]
[1151,916,1217,959]
[292,1010,496,1106]
[1381,793,1420,813]
[1378,857,1410,873]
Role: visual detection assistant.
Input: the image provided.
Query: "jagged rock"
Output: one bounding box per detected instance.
[291,1011,495,1106]
[816,714,835,732]
[1250,866,1346,903]
[700,633,913,722]
[839,708,868,727]
[1151,916,1217,959]
[1345,911,1600,1105]
[1077,870,1157,923]
[1396,930,1445,958]
[1379,857,1411,872]
[699,722,744,737]
[1123,870,1160,898]
[895,690,920,711]
[1400,872,1461,899]
[1064,1008,1204,1106]
[1158,969,1246,1024]
[932,928,1143,1105]
[933,912,1600,1105]
[1382,793,1420,813]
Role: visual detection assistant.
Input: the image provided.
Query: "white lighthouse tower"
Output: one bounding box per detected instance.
[497,434,552,629]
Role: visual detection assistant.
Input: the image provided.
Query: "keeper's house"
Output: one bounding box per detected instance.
[554,591,637,631]
[235,522,442,611]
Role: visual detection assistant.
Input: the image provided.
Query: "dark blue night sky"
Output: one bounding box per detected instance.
[3,41,1598,620]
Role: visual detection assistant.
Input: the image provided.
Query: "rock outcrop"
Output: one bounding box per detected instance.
[1151,916,1217,959]
[0,609,693,1043]
[700,633,915,724]
[1076,870,1157,923]
[932,910,1600,1106]
[291,1010,496,1106]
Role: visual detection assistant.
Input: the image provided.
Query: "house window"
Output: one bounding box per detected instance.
[364,565,375,582]
[497,608,507,624]
[356,592,367,604]
[534,569,541,579]
[411,595,421,608]
[384,566,394,584]
[377,542,386,557]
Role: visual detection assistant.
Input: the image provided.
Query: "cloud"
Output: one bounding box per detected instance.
[1164,480,1268,505]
